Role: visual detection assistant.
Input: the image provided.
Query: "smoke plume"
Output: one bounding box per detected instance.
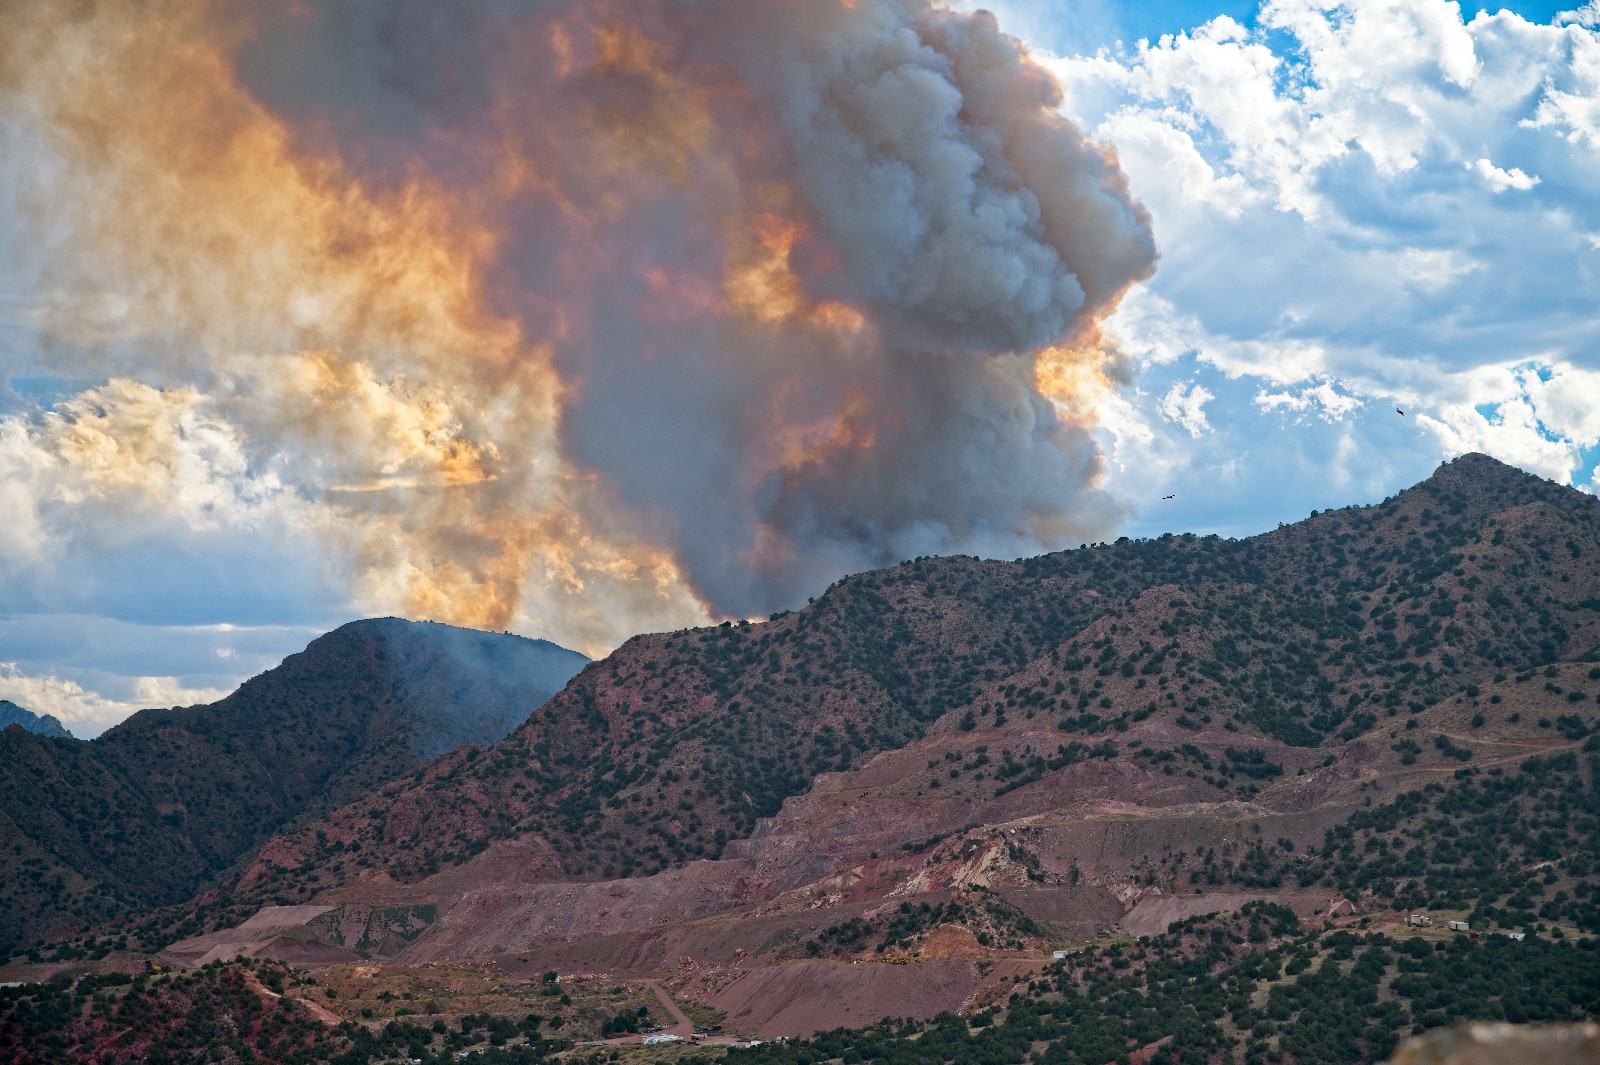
[0,0,1154,652]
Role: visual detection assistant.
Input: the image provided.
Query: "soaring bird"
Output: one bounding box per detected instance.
[1162,494,1175,500]
[1396,408,1404,415]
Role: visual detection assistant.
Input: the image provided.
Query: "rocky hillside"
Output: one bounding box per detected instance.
[0,620,586,955]
[12,452,1600,1059]
[204,455,1597,914]
[0,701,71,739]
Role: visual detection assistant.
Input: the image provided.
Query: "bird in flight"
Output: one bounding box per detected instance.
[1162,494,1175,500]
[1396,408,1404,415]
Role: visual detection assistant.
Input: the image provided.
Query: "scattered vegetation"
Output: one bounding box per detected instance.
[714,909,1600,1065]
[0,958,575,1065]
[803,888,1049,957]
[238,455,1600,906]
[10,455,1600,1065]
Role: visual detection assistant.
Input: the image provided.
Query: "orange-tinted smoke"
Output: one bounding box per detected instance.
[0,0,1155,647]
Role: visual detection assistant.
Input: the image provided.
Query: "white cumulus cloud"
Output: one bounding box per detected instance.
[1558,3,1600,29]
[1255,380,1364,421]
[0,662,233,738]
[1030,0,1600,537]
[1467,157,1540,191]
[1159,382,1217,437]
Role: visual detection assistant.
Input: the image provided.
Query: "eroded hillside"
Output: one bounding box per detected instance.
[12,454,1600,1054]
[218,454,1598,915]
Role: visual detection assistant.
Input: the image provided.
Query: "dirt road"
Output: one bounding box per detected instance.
[643,980,696,1038]
[243,969,342,1025]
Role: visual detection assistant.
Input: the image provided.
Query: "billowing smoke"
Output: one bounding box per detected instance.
[0,0,1154,651]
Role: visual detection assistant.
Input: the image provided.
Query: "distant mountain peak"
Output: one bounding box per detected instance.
[1426,452,1578,501]
[0,700,72,739]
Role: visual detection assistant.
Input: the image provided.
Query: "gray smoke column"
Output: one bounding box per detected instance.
[0,0,1155,640]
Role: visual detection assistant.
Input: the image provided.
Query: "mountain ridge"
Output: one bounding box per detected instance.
[59,451,1562,982]
[0,700,71,739]
[0,619,587,954]
[219,454,1599,909]
[10,451,1600,1060]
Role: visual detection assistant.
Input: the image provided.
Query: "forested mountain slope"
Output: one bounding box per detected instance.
[0,620,586,954]
[14,454,1600,1063]
[224,454,1600,908]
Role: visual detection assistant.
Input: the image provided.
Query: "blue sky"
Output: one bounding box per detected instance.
[983,0,1572,53]
[1015,0,1600,540]
[1,0,1597,734]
